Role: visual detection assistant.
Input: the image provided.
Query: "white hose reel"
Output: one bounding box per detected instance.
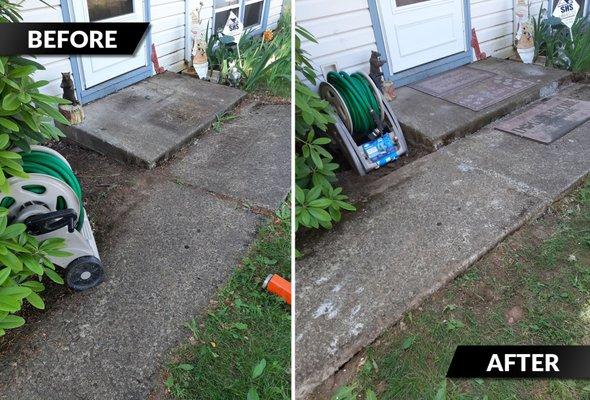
[0,146,103,291]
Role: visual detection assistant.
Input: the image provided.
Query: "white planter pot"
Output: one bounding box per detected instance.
[517,47,535,64]
[194,61,209,79]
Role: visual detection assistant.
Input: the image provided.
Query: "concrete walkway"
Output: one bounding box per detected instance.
[295,84,590,398]
[392,58,570,150]
[0,101,290,400]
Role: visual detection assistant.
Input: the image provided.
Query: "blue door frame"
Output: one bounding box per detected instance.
[367,0,473,87]
[60,0,153,104]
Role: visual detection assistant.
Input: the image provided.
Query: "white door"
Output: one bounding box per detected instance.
[71,0,148,88]
[377,0,466,73]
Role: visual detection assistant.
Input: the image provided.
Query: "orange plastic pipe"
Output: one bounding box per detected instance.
[263,274,291,305]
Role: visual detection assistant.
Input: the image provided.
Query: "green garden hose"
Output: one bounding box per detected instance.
[326,71,381,135]
[0,151,85,231]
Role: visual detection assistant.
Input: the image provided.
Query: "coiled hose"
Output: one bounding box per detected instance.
[326,71,381,135]
[0,150,84,231]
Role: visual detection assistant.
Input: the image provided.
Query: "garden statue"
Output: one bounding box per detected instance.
[369,51,386,91]
[516,20,535,64]
[60,72,78,105]
[59,72,84,124]
[191,1,209,78]
[227,61,241,87]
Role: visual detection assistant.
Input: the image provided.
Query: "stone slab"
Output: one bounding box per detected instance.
[0,180,261,400]
[409,66,496,96]
[390,58,571,150]
[170,103,291,210]
[61,73,246,169]
[295,85,590,398]
[495,96,590,143]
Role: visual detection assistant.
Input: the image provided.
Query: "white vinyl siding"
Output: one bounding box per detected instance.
[267,0,284,27]
[151,0,188,71]
[471,0,515,59]
[296,0,377,85]
[20,0,71,96]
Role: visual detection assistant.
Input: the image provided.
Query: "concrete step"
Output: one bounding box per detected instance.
[295,83,590,398]
[391,58,572,151]
[60,72,246,169]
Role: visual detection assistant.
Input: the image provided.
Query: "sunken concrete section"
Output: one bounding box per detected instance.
[0,181,261,400]
[391,58,571,150]
[171,103,291,210]
[61,72,246,168]
[295,84,590,398]
[0,101,290,399]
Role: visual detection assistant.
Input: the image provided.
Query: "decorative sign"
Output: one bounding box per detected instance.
[222,11,243,42]
[495,96,590,143]
[553,0,580,29]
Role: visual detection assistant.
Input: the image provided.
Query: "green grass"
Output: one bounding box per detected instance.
[165,207,291,400]
[336,177,590,400]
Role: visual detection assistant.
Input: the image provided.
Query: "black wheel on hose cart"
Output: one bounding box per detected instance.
[65,256,104,291]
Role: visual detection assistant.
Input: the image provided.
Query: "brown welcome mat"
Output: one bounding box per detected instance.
[495,96,590,144]
[410,67,536,111]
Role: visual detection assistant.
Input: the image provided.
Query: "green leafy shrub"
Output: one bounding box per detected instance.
[532,9,590,72]
[205,8,291,97]
[0,0,71,336]
[0,213,68,336]
[295,26,355,231]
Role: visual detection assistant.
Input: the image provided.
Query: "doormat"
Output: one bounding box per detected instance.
[495,96,590,144]
[409,66,495,97]
[410,67,535,111]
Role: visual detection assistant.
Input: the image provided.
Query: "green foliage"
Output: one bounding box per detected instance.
[205,9,291,97]
[0,2,71,193]
[0,206,69,337]
[295,25,355,231]
[533,9,590,72]
[0,0,71,336]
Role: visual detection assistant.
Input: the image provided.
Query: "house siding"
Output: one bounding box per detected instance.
[297,0,377,84]
[20,0,283,96]
[296,0,548,84]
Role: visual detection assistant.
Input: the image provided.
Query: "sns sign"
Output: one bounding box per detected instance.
[553,0,580,29]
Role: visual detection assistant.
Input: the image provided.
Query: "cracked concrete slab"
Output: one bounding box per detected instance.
[391,58,571,150]
[61,73,246,168]
[170,103,291,210]
[0,180,261,400]
[295,85,590,398]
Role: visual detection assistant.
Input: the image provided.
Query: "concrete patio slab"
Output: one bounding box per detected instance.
[170,103,291,210]
[0,180,261,400]
[391,58,571,150]
[0,97,289,399]
[61,72,246,169]
[296,85,590,398]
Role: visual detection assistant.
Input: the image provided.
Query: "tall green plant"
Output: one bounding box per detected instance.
[205,10,291,96]
[295,26,355,231]
[0,0,71,336]
[532,9,590,72]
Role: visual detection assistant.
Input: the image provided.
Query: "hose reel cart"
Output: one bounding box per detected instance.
[0,145,103,291]
[319,71,408,176]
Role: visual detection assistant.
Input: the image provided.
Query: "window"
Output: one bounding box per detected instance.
[87,0,133,21]
[213,0,267,33]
